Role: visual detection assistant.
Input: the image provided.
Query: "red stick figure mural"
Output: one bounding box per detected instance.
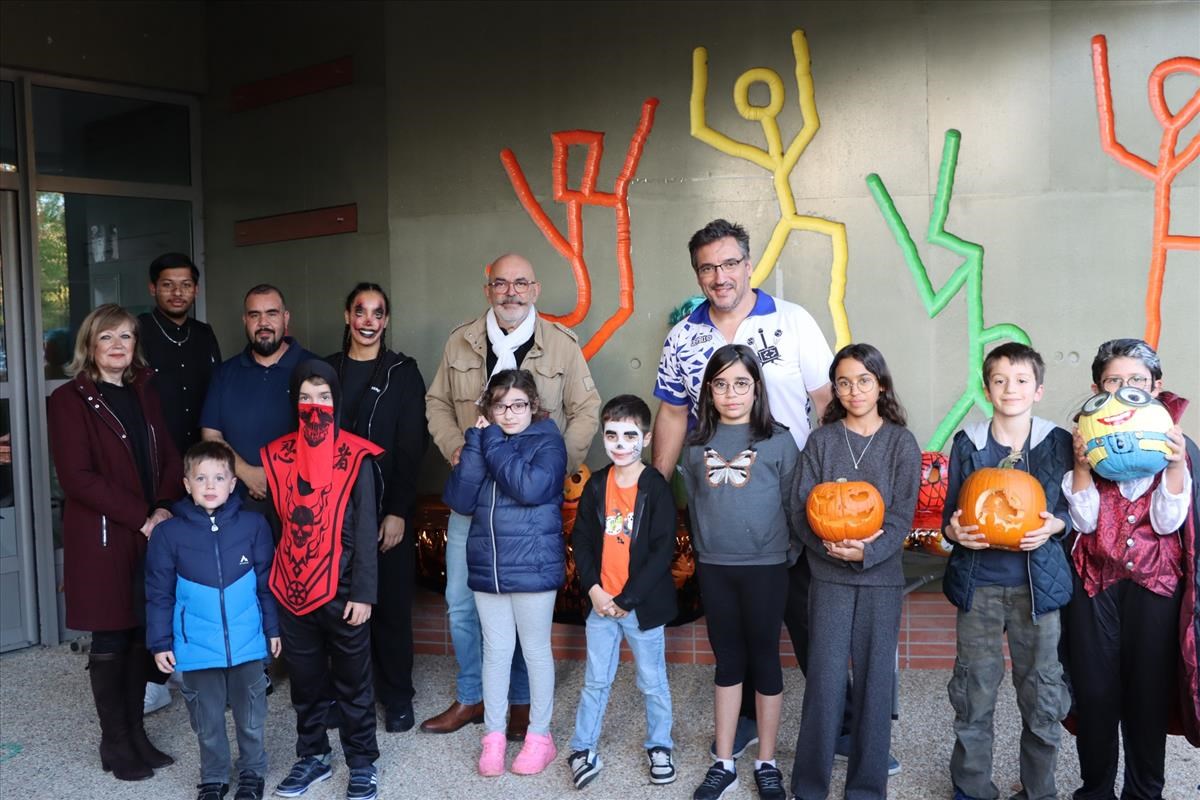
[1091,34,1200,349]
[500,98,658,360]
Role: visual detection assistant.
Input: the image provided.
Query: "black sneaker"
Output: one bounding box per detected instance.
[754,763,786,800]
[708,716,759,759]
[345,764,378,800]
[274,754,333,797]
[384,704,414,733]
[197,784,229,800]
[234,771,265,800]
[693,762,738,800]
[568,749,603,789]
[646,747,676,785]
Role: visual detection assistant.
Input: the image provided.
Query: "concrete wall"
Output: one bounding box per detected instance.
[385,0,1199,475]
[0,0,206,93]
[6,0,1196,476]
[199,0,390,358]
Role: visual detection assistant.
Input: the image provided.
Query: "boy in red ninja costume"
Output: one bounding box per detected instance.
[262,359,384,800]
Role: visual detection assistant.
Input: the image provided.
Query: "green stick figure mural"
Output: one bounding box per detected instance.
[866,129,1031,452]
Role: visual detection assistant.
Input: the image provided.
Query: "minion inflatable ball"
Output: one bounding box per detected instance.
[1077,387,1173,482]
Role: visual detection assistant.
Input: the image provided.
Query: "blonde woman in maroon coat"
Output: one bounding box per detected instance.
[48,303,183,781]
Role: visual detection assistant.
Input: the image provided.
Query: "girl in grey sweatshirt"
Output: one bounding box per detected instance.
[788,343,921,800]
[680,344,799,800]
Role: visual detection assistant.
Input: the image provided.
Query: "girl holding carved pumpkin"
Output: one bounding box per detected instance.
[788,343,921,800]
[679,344,799,800]
[1061,338,1197,800]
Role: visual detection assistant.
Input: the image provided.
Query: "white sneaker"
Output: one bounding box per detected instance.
[143,681,171,714]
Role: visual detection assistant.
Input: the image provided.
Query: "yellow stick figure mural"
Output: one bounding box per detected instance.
[690,29,851,349]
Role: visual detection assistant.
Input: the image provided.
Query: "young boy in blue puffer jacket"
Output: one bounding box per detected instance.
[443,368,567,779]
[145,440,280,800]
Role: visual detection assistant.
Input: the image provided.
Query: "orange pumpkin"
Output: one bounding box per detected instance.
[806,478,885,541]
[957,458,1046,551]
[563,465,591,503]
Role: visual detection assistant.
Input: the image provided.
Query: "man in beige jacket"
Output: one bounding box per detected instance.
[423,253,600,738]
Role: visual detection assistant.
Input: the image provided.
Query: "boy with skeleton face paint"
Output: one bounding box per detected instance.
[261,360,386,800]
[567,395,680,790]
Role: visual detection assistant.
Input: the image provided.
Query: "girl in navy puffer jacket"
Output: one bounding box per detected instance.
[444,369,567,778]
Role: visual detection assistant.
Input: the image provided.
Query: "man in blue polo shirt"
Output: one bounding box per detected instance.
[201,283,315,528]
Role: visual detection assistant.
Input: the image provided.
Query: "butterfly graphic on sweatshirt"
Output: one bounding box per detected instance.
[703,448,757,488]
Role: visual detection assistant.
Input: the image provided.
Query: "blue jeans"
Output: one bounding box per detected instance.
[570,609,673,753]
[444,511,529,705]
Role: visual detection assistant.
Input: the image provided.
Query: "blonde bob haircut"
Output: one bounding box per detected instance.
[65,303,147,383]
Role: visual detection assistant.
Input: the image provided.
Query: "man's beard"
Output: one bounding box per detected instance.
[251,333,282,357]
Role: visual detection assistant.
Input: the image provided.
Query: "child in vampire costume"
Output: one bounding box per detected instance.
[262,360,384,800]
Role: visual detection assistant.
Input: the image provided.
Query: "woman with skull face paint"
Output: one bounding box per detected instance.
[326,283,429,735]
[261,360,386,800]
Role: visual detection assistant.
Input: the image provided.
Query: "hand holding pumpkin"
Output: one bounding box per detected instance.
[823,530,883,562]
[945,509,988,550]
[1016,511,1064,551]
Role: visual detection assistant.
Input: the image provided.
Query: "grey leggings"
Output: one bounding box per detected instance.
[473,590,557,735]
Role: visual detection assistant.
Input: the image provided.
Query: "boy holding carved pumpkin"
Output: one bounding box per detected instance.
[1060,338,1197,800]
[942,342,1074,800]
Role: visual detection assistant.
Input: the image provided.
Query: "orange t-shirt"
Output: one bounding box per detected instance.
[599,469,637,597]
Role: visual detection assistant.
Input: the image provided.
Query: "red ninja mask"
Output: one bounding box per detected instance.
[297,402,336,488]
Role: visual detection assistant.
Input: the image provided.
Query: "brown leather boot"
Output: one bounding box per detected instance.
[506,703,530,742]
[419,701,484,734]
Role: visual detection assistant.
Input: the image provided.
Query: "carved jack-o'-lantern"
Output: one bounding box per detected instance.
[957,455,1046,551]
[806,478,885,542]
[562,465,592,503]
[1077,388,1172,482]
[912,450,949,531]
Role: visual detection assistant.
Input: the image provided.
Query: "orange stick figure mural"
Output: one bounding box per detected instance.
[1090,34,1200,349]
[500,98,658,359]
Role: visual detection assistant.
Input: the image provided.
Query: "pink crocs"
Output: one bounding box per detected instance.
[511,731,557,775]
[478,731,507,777]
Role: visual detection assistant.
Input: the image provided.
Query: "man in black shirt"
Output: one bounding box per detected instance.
[138,253,222,457]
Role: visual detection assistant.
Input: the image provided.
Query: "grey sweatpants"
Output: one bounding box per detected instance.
[179,660,269,784]
[474,590,557,736]
[791,580,901,800]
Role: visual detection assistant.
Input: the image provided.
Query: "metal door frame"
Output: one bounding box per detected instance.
[0,67,203,646]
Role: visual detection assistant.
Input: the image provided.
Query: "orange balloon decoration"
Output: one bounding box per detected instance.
[1091,34,1200,349]
[500,98,658,360]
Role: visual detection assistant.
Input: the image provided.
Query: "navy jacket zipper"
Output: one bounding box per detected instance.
[212,518,233,666]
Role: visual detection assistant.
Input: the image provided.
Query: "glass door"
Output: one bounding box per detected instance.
[0,189,38,651]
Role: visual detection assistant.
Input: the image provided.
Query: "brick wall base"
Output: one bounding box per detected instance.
[414,588,996,671]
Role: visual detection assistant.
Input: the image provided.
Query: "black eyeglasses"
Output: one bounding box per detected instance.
[486,278,538,294]
[490,400,531,416]
[695,257,746,278]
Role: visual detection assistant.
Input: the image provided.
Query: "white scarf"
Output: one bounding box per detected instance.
[485,305,537,377]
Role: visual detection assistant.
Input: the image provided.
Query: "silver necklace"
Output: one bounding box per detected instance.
[843,421,878,470]
[150,311,190,347]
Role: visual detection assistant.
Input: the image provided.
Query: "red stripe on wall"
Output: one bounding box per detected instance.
[230,56,353,112]
[234,204,357,246]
